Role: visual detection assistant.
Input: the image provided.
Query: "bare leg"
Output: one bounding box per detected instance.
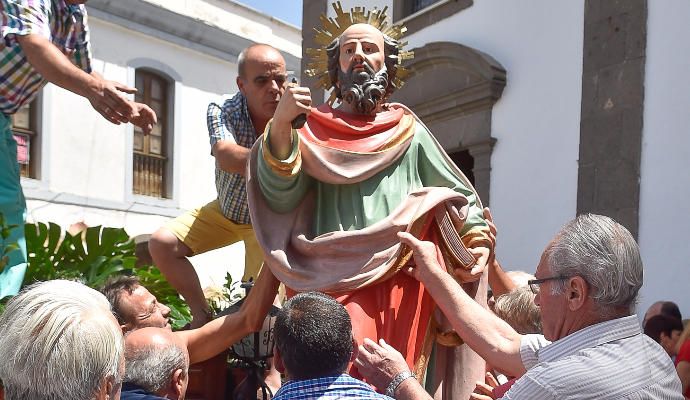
[149,227,211,328]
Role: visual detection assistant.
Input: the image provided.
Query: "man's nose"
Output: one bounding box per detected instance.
[269,78,281,93]
[162,304,171,317]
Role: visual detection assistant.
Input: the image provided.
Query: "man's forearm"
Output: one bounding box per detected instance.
[422,269,526,376]
[488,259,516,298]
[179,312,246,364]
[212,141,250,175]
[17,34,96,98]
[180,268,280,364]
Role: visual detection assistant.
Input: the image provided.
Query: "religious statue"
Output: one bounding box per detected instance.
[246,3,492,398]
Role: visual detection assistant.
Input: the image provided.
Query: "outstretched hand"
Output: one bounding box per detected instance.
[130,102,157,135]
[469,372,499,400]
[87,77,157,134]
[87,78,137,124]
[354,338,410,391]
[397,231,443,283]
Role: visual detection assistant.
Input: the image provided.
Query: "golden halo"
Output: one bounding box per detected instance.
[304,1,414,105]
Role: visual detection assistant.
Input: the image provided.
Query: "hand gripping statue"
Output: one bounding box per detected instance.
[246,3,493,398]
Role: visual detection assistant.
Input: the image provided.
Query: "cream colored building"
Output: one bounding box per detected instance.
[15,0,301,288]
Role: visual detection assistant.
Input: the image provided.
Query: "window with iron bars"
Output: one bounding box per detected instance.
[133,70,170,198]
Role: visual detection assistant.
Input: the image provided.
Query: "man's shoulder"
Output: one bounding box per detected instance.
[210,93,246,115]
[120,384,166,400]
[274,374,392,399]
[512,332,682,399]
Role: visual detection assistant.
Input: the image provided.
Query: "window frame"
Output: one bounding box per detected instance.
[132,68,173,199]
[392,0,473,37]
[11,97,40,179]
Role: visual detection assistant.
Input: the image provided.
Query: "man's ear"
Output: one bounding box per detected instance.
[172,368,184,399]
[237,76,246,95]
[273,346,286,374]
[566,276,588,311]
[350,337,358,363]
[98,376,115,400]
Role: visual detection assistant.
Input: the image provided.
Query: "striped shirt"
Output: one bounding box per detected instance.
[206,93,257,224]
[0,0,91,114]
[273,374,394,400]
[503,315,683,399]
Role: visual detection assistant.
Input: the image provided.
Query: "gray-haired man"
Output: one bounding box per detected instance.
[0,280,124,400]
[357,214,684,399]
[121,327,190,400]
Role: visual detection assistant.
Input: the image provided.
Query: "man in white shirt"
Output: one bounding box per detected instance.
[356,213,683,400]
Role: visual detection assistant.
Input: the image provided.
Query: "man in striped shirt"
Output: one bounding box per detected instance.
[356,214,684,399]
[0,0,157,299]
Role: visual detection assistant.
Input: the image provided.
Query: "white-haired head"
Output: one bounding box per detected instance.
[0,280,124,400]
[547,214,643,315]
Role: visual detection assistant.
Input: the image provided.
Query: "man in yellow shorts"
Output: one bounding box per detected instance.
[149,44,287,327]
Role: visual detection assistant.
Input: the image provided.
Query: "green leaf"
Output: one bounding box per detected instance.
[46,222,62,254]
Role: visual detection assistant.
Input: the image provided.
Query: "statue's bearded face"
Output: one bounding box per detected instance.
[336,24,389,115]
[337,60,389,116]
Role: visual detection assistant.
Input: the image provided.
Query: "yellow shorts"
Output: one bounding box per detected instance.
[164,200,263,281]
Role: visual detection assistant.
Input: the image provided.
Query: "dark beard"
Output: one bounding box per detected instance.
[338,63,389,116]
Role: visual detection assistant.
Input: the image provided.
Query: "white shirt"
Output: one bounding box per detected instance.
[501,315,683,399]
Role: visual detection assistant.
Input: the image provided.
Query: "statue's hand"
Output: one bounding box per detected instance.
[269,84,311,160]
[453,246,490,283]
[273,85,311,129]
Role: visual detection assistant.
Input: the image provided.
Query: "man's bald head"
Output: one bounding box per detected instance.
[126,327,185,351]
[237,44,285,79]
[124,327,189,399]
[235,43,287,131]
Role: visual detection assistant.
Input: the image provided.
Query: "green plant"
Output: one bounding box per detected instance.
[24,222,136,288]
[0,212,21,309]
[0,213,20,273]
[22,221,192,329]
[205,271,245,316]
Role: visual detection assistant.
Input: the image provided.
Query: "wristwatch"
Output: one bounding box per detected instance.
[385,370,416,397]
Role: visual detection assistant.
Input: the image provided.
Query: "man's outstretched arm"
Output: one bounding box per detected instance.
[398,232,526,377]
[17,34,155,132]
[177,267,281,364]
